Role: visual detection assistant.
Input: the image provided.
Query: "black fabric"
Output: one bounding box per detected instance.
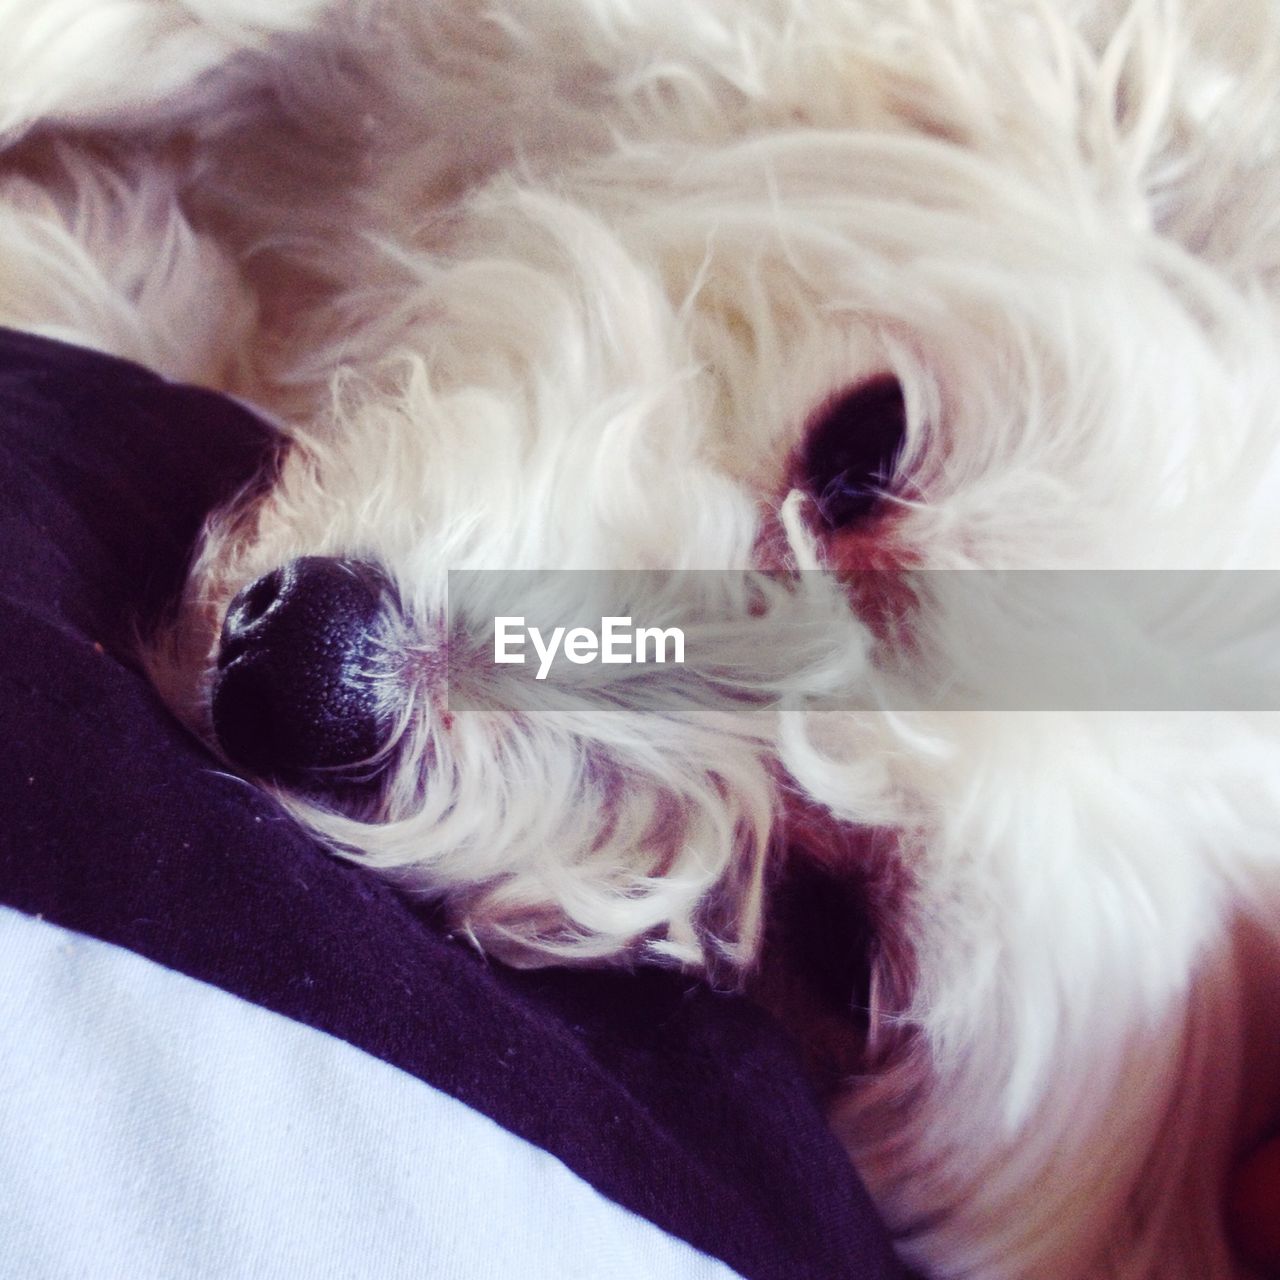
[0,327,903,1280]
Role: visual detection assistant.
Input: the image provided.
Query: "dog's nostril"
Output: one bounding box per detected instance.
[237,568,284,627]
[217,567,286,669]
[211,557,406,782]
[799,375,907,529]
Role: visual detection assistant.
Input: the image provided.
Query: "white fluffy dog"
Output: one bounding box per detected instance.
[4,1,1280,1275]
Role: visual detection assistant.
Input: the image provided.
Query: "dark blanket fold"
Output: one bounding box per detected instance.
[0,326,902,1280]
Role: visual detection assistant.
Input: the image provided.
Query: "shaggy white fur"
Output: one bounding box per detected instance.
[3,1,1279,1276]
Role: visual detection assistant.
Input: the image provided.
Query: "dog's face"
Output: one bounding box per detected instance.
[156,134,1273,977]
[146,0,1280,980]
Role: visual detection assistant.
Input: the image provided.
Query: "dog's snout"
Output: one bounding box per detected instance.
[212,557,405,781]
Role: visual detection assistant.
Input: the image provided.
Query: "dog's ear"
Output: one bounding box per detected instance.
[0,0,330,141]
[870,0,1280,277]
[1080,0,1280,275]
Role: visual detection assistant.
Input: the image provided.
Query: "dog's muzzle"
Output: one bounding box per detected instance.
[211,557,405,783]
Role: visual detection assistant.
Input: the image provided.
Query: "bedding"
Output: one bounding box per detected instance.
[0,327,903,1280]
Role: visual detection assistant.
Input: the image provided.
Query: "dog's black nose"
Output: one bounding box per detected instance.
[211,557,404,781]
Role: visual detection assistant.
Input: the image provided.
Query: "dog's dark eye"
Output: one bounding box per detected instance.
[799,376,907,529]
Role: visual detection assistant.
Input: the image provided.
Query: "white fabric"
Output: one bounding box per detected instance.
[0,906,742,1280]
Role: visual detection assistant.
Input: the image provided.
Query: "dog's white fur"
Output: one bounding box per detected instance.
[4,1,1280,1275]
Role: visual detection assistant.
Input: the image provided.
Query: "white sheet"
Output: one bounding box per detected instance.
[0,906,742,1280]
